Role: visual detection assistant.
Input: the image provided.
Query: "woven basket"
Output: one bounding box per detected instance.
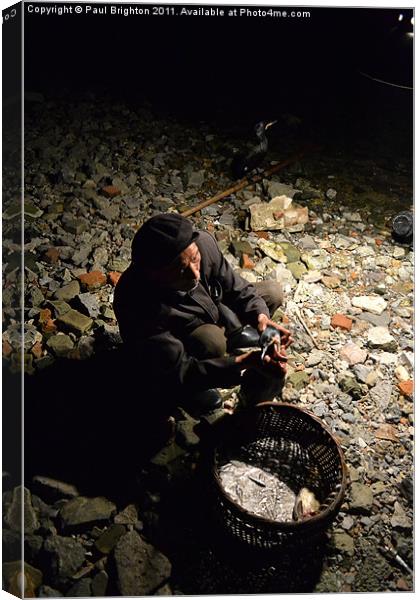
[210,402,347,550]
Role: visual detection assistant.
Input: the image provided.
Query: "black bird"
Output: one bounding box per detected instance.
[231,120,277,180]
[259,325,281,362]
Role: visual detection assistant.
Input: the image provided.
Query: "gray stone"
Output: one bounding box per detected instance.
[326,188,337,200]
[72,245,92,266]
[352,295,387,315]
[56,309,93,336]
[266,181,297,199]
[60,496,116,527]
[65,578,92,597]
[114,530,172,596]
[188,170,205,188]
[348,483,374,515]
[54,280,80,302]
[297,235,318,250]
[230,239,255,257]
[367,327,397,351]
[76,293,100,318]
[306,349,325,367]
[44,535,86,579]
[47,300,72,317]
[391,502,411,530]
[46,334,74,357]
[332,531,354,555]
[5,486,40,534]
[352,364,373,384]
[92,571,109,597]
[369,381,393,410]
[358,311,391,327]
[301,249,330,270]
[341,515,354,531]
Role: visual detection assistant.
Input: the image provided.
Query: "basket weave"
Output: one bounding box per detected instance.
[210,402,347,550]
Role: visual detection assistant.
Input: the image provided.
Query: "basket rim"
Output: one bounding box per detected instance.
[212,401,348,532]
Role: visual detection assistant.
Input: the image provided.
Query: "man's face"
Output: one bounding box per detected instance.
[149,243,201,292]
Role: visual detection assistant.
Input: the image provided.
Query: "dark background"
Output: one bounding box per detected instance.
[23,3,413,135]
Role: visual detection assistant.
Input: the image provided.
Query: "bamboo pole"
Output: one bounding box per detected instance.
[180,146,313,218]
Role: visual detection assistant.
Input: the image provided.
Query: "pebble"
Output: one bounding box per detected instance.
[367,327,397,351]
[352,296,387,315]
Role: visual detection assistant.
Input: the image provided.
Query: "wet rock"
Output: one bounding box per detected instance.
[352,295,387,315]
[348,483,374,515]
[367,327,397,351]
[114,530,172,596]
[54,280,80,302]
[44,535,86,579]
[5,486,40,533]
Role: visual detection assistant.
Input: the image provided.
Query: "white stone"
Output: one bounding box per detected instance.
[367,327,397,351]
[352,295,387,315]
[393,247,406,259]
[395,365,410,382]
[370,352,398,365]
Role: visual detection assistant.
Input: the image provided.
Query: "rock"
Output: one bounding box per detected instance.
[369,381,393,410]
[25,534,44,562]
[230,239,255,258]
[348,483,374,515]
[250,197,307,231]
[326,188,337,200]
[391,501,411,530]
[352,364,375,386]
[395,365,410,381]
[341,515,354,530]
[287,371,309,390]
[39,585,64,597]
[331,314,352,331]
[338,374,363,399]
[114,530,171,596]
[75,293,100,318]
[367,327,397,351]
[286,261,307,280]
[332,532,354,556]
[188,170,205,187]
[279,242,301,263]
[92,571,109,596]
[47,300,72,317]
[108,271,121,286]
[351,295,387,315]
[266,182,297,199]
[2,561,43,596]
[66,578,92,597]
[301,249,330,271]
[101,185,121,198]
[306,350,325,367]
[297,235,318,250]
[240,253,255,269]
[257,239,287,262]
[32,475,79,502]
[60,496,116,527]
[5,486,40,533]
[322,275,341,289]
[114,504,138,526]
[56,309,93,335]
[78,271,107,291]
[374,424,399,442]
[398,380,413,398]
[94,524,126,554]
[54,280,80,302]
[358,311,391,327]
[44,535,86,579]
[339,343,367,365]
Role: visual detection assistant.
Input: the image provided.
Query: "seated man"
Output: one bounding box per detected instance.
[113,213,292,415]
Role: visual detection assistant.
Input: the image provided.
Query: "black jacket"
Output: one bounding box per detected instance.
[113,231,269,393]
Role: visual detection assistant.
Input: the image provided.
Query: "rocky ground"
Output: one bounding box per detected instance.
[2,94,413,595]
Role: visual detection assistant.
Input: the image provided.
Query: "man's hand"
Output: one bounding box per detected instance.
[257,314,293,349]
[235,346,288,376]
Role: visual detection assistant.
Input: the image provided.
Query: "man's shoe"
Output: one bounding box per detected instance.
[227,325,260,354]
[184,388,223,417]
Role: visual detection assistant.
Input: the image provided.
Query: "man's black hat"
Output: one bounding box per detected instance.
[131,213,199,267]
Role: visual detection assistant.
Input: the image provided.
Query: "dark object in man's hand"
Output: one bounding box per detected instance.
[259,326,281,361]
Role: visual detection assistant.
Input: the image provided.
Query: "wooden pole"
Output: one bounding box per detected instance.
[180,147,313,218]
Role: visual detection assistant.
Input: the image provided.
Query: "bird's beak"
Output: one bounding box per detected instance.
[265,120,278,130]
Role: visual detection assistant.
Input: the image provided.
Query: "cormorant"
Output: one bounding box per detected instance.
[231,120,277,179]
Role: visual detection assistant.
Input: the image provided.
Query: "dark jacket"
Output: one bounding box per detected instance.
[113,231,269,394]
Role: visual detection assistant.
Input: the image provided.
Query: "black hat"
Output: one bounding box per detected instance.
[131,213,199,267]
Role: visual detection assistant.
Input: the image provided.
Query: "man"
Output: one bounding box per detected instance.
[114,213,292,415]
